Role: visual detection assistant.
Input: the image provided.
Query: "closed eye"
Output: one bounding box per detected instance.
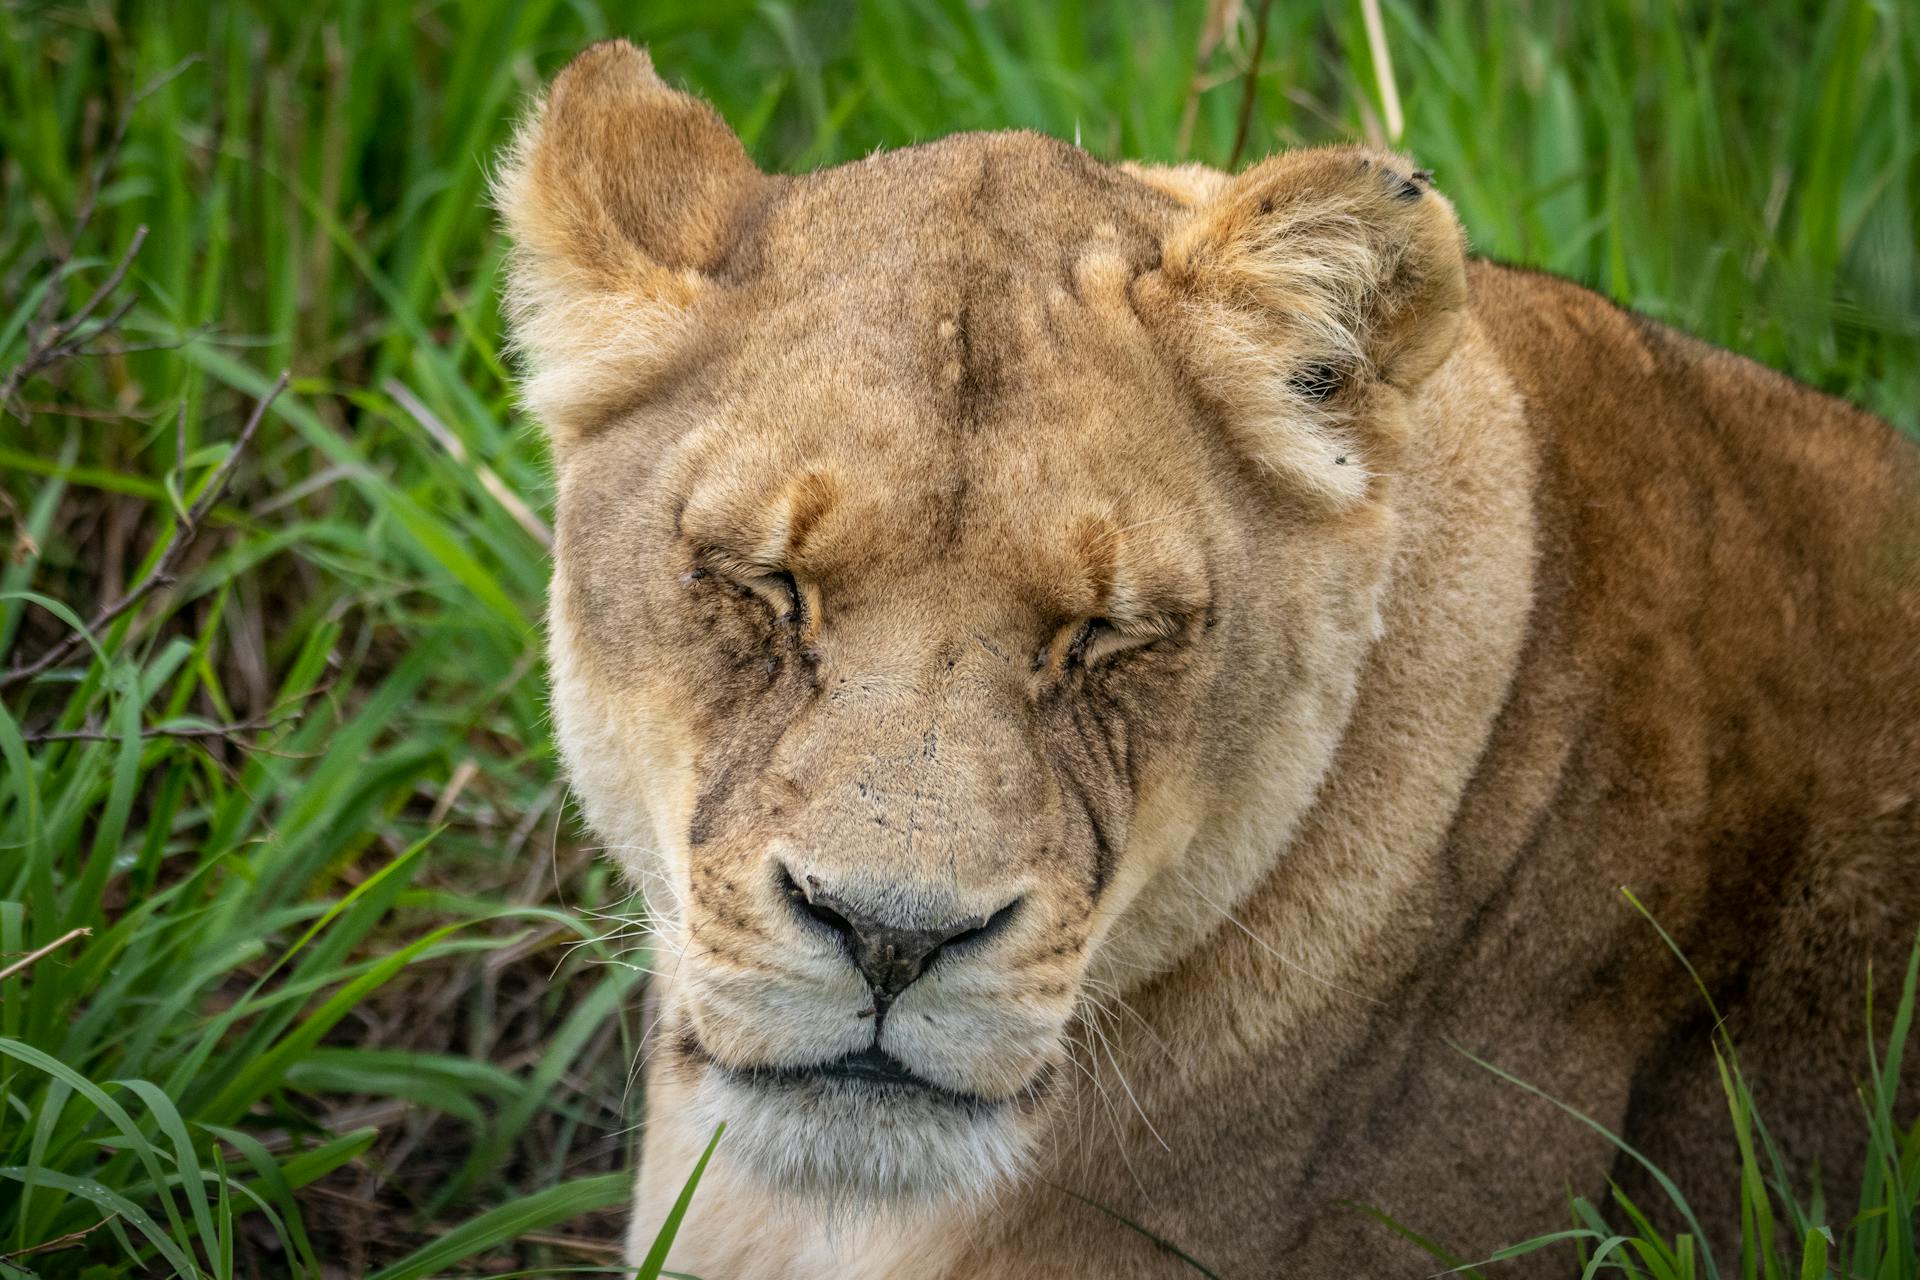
[690,547,804,628]
[739,569,802,626]
[1066,617,1169,667]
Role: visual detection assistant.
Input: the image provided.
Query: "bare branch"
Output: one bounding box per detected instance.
[21,668,332,762]
[76,321,219,358]
[6,55,201,414]
[23,712,294,746]
[64,224,148,335]
[14,400,164,422]
[0,225,148,412]
[0,927,92,984]
[183,373,288,529]
[0,1211,120,1261]
[0,371,289,691]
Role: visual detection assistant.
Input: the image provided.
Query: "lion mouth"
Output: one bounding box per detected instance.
[697,1037,1000,1110]
[790,1045,930,1088]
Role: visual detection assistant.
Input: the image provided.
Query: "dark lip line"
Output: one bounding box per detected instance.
[684,1035,1002,1111]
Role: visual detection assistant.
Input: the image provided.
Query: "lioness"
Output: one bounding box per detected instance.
[497,41,1920,1278]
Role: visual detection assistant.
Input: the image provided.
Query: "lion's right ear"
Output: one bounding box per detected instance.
[494,40,766,442]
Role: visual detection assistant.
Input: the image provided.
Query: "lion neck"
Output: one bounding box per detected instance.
[1089,313,1540,1106]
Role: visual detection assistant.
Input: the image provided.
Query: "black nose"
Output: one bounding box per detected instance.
[780,867,1020,1001]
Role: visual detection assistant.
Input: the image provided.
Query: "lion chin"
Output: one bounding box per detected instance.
[684,1062,1032,1214]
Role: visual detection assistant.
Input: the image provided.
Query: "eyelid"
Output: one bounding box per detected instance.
[1073,616,1178,667]
[694,543,780,580]
[741,570,801,622]
[692,546,802,622]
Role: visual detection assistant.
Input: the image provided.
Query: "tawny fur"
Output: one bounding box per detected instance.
[499,40,1920,1279]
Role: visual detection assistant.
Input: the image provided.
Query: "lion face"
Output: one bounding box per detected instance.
[500,41,1467,1208]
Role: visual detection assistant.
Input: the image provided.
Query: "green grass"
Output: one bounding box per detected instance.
[0,1,1914,1275]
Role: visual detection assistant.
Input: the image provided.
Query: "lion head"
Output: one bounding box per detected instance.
[498,40,1468,1210]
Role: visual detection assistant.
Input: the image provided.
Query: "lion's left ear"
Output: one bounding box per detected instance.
[1136,146,1468,505]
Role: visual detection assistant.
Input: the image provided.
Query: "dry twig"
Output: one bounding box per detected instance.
[0,926,92,984]
[2,56,201,418]
[0,1211,121,1261]
[0,225,148,413]
[0,370,290,691]
[22,710,296,747]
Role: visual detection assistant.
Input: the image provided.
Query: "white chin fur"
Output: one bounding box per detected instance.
[687,1066,1031,1217]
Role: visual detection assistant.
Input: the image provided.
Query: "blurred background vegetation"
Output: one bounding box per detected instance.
[0,1,1914,1275]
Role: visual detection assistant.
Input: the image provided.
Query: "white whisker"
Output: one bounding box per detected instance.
[1174,868,1385,1006]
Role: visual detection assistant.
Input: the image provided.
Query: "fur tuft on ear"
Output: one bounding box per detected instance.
[1118,160,1232,208]
[493,40,766,441]
[1140,146,1468,507]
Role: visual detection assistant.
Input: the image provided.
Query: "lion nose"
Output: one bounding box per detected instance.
[779,867,1020,1000]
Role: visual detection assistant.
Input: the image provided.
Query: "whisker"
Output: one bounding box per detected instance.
[1064,1017,1152,1201]
[1079,997,1170,1154]
[1173,869,1386,1006]
[1080,974,1175,1062]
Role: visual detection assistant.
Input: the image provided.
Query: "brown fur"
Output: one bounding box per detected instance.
[498,41,1920,1277]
